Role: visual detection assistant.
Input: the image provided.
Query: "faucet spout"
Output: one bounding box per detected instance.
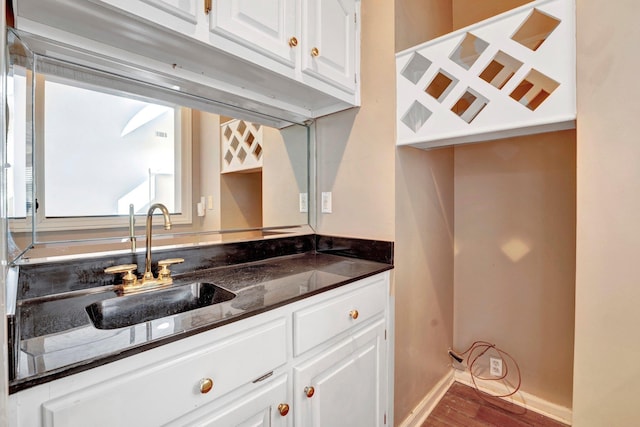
[144,203,172,281]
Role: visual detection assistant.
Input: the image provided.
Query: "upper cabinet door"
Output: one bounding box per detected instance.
[301,0,357,93]
[138,0,199,24]
[210,0,297,68]
[93,0,201,35]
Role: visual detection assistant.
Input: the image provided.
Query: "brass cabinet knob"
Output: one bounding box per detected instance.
[304,386,315,398]
[311,47,320,57]
[349,310,359,320]
[289,37,298,47]
[204,0,212,15]
[278,403,290,416]
[199,378,214,394]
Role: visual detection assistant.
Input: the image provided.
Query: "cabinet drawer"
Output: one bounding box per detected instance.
[168,374,289,427]
[293,275,387,356]
[41,318,287,427]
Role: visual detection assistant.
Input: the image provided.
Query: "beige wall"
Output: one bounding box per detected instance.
[193,110,222,233]
[395,145,454,424]
[320,0,578,422]
[315,0,395,242]
[395,0,452,52]
[452,0,531,28]
[573,1,640,425]
[451,0,576,410]
[220,172,262,230]
[454,131,576,408]
[262,125,308,228]
[394,1,454,425]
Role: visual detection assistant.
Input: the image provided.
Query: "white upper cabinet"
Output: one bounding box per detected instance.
[210,0,297,70]
[134,0,199,24]
[93,0,201,35]
[301,0,357,94]
[14,0,361,122]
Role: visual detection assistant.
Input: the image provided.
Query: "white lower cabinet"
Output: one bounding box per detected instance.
[8,272,391,427]
[294,318,386,427]
[40,319,288,427]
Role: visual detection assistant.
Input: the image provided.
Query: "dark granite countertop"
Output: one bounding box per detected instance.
[10,251,392,393]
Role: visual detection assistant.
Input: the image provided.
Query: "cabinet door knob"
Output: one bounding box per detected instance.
[278,403,290,416]
[349,309,359,320]
[204,0,212,15]
[199,378,214,394]
[304,386,315,398]
[289,37,298,47]
[311,47,320,57]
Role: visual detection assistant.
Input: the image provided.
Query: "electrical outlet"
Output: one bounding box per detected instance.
[490,357,503,377]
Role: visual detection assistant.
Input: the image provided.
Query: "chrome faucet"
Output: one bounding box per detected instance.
[143,203,172,282]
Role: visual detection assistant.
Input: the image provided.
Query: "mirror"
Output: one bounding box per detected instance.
[6,30,312,263]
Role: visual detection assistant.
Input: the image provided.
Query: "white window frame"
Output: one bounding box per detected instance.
[9,73,193,233]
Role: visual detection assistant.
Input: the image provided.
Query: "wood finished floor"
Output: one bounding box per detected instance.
[422,382,570,427]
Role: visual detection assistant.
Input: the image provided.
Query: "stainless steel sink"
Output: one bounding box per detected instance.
[85,282,236,330]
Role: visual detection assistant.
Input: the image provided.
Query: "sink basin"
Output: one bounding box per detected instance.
[85,282,236,330]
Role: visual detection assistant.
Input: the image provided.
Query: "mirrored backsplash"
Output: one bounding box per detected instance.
[6,29,313,263]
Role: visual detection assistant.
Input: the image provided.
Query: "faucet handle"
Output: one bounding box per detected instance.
[157,258,184,280]
[105,264,138,286]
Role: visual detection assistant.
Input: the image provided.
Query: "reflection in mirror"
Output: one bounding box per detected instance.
[6,30,311,263]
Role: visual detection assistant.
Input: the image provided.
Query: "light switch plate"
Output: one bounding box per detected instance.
[321,192,332,213]
[299,193,308,213]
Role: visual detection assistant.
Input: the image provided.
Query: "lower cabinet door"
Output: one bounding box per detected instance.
[182,374,290,427]
[293,318,387,427]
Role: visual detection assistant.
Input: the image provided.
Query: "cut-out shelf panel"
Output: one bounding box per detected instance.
[396,0,575,149]
[221,119,263,173]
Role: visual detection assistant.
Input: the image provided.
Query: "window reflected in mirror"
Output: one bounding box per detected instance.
[43,79,181,218]
[7,71,27,219]
[6,31,311,261]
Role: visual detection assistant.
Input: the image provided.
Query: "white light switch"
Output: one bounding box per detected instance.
[321,192,332,213]
[197,196,206,217]
[299,193,308,213]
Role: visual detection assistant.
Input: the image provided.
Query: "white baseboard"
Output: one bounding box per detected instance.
[398,370,454,427]
[453,370,572,425]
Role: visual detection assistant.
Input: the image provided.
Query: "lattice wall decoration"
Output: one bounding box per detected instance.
[221,119,263,173]
[396,0,575,149]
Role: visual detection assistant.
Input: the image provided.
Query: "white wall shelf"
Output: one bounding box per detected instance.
[396,0,576,149]
[221,119,264,174]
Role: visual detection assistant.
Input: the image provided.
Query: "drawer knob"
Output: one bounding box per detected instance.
[289,37,298,48]
[304,386,315,398]
[349,309,359,320]
[278,403,290,416]
[311,47,320,57]
[199,378,214,394]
